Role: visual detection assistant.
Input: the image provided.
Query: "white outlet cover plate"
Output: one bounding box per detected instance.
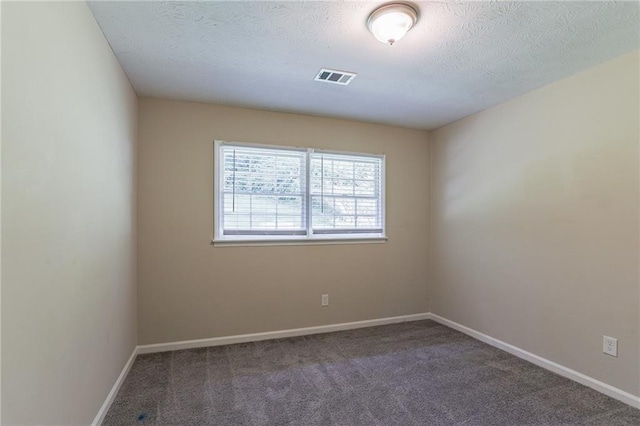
[603,336,618,357]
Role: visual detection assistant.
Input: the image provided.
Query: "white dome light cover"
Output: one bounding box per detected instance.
[367,3,418,45]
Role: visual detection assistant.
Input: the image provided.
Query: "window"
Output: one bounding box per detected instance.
[214,141,385,244]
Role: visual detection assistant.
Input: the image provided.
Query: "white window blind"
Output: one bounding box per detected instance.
[310,152,383,235]
[215,141,385,243]
[219,144,307,236]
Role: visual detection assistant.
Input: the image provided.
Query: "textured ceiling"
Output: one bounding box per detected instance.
[88,1,639,130]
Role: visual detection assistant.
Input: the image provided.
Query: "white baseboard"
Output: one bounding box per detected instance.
[92,347,138,426]
[137,312,431,354]
[95,311,639,424]
[429,313,640,409]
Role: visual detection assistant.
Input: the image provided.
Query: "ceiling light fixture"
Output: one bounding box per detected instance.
[367,3,418,45]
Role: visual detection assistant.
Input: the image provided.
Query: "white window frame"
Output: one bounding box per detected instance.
[213,140,386,246]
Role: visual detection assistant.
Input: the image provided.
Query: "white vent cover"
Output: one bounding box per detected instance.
[314,68,357,85]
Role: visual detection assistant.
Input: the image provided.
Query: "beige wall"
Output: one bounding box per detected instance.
[137,98,430,344]
[430,50,640,396]
[2,2,137,424]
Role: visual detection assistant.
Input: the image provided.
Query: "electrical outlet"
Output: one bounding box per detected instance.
[321,294,329,307]
[603,336,617,357]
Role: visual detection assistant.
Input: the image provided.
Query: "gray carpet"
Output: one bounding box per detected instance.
[103,320,640,425]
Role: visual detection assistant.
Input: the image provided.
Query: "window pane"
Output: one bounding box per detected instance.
[355,162,376,180]
[277,196,302,215]
[334,161,353,178]
[277,215,302,229]
[357,216,377,227]
[310,153,383,234]
[251,214,276,229]
[335,198,355,215]
[357,199,378,215]
[335,215,355,228]
[220,145,306,235]
[332,179,354,195]
[223,213,251,230]
[354,180,375,196]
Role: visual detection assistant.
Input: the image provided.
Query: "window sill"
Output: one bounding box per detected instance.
[211,236,388,247]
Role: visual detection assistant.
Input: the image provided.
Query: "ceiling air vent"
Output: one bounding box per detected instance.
[314,68,357,85]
